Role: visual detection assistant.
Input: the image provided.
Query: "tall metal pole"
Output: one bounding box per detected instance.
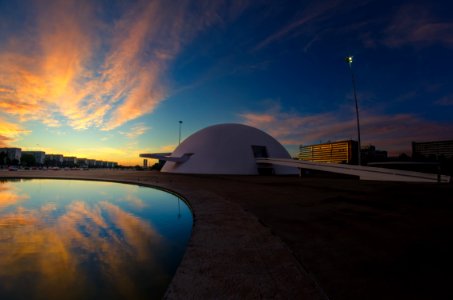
[178,121,183,145]
[345,56,361,165]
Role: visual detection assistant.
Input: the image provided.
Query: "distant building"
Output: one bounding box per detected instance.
[63,156,77,167]
[77,158,88,167]
[106,162,116,168]
[0,147,22,164]
[22,151,46,165]
[412,140,453,159]
[87,159,97,167]
[361,145,388,163]
[299,140,358,164]
[45,154,64,166]
[96,160,107,168]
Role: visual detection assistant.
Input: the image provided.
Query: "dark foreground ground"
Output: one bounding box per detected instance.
[195,175,453,300]
[2,170,452,299]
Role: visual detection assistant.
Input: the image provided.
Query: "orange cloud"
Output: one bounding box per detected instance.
[0,1,199,131]
[119,123,151,139]
[239,113,276,124]
[0,183,30,211]
[0,200,160,298]
[0,0,97,128]
[119,194,146,209]
[0,118,31,147]
[159,144,177,152]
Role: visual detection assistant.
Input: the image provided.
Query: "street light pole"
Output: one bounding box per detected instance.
[178,121,183,145]
[345,56,361,165]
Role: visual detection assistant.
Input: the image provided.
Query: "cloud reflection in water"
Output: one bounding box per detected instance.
[0,179,190,300]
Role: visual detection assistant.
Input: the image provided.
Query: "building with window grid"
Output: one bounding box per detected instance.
[412,140,453,159]
[298,140,358,164]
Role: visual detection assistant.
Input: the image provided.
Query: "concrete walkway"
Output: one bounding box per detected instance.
[257,158,451,182]
[0,170,324,299]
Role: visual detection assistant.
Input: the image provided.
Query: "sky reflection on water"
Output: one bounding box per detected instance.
[0,179,192,300]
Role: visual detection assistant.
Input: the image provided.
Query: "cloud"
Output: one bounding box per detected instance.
[119,194,146,209]
[435,96,453,106]
[159,144,177,152]
[253,1,344,51]
[0,183,29,211]
[0,200,159,298]
[252,0,375,52]
[0,118,31,147]
[0,0,103,128]
[0,0,247,131]
[119,123,151,139]
[383,4,453,48]
[240,113,276,124]
[240,106,453,155]
[251,2,453,52]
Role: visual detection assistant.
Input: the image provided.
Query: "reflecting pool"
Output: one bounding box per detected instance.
[0,179,192,300]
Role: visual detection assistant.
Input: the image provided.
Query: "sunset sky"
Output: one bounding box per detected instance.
[1,0,452,165]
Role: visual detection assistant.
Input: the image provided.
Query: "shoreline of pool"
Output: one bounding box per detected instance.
[0,169,323,299]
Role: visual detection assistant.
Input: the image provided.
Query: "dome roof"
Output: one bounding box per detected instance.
[161,123,298,175]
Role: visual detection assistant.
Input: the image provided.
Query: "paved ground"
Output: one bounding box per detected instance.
[1,169,453,299]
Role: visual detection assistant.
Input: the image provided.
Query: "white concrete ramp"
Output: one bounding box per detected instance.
[256,158,451,183]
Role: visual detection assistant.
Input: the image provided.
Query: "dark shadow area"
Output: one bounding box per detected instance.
[175,175,453,300]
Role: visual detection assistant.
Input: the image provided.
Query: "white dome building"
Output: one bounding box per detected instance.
[142,123,298,175]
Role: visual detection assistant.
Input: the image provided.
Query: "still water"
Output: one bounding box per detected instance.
[0,179,192,300]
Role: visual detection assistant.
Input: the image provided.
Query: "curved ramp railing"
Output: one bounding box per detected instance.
[256,158,451,183]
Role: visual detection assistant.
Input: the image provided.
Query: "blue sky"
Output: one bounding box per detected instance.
[0,0,452,164]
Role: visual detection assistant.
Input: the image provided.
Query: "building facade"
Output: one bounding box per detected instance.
[412,140,453,159]
[22,151,46,165]
[77,158,88,167]
[0,147,22,164]
[45,154,64,166]
[87,159,96,167]
[299,140,358,164]
[63,156,78,167]
[361,145,388,163]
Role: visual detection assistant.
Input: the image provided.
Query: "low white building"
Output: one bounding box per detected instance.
[141,123,298,175]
